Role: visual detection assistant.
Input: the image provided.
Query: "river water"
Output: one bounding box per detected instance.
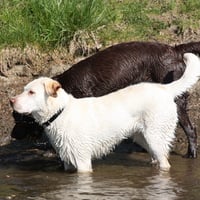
[0,147,200,200]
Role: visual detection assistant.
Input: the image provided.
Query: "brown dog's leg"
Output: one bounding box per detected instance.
[176,94,197,158]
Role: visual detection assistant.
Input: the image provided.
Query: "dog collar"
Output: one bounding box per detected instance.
[42,108,64,127]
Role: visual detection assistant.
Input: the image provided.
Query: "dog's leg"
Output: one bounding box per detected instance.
[138,134,170,170]
[143,114,177,171]
[145,136,171,171]
[76,158,93,173]
[133,133,158,164]
[176,94,197,158]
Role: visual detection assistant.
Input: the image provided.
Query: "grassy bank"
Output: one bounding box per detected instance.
[0,0,200,51]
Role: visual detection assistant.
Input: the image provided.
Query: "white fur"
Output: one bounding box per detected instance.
[11,53,200,173]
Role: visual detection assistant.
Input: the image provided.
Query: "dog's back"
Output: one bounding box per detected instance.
[55,41,184,98]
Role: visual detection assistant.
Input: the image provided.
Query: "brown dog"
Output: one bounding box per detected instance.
[12,41,200,158]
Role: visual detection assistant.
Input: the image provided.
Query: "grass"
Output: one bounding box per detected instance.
[0,0,114,49]
[121,1,167,39]
[0,0,200,50]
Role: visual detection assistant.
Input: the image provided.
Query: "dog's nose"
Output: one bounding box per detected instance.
[10,97,16,106]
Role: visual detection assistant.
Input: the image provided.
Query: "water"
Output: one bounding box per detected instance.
[0,149,200,200]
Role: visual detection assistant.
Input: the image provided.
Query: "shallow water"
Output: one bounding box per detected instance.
[0,151,200,200]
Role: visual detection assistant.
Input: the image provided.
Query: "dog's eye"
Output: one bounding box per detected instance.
[28,90,35,95]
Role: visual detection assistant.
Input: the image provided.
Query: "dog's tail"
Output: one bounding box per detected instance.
[166,53,200,98]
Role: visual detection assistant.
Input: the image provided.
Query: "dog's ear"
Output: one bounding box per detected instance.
[44,80,61,97]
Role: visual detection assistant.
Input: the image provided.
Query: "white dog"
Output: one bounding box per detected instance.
[10,53,200,173]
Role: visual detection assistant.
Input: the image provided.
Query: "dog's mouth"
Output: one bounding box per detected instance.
[10,100,31,115]
[9,97,31,115]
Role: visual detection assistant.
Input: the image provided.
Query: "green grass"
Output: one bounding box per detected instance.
[179,0,200,29]
[0,0,200,50]
[121,1,167,39]
[0,0,114,49]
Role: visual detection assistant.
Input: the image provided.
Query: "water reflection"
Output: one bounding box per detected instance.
[141,172,183,200]
[31,170,182,200]
[3,152,199,200]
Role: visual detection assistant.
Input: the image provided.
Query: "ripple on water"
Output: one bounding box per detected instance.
[0,152,200,200]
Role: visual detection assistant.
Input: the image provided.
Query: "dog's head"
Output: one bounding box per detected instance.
[10,77,61,114]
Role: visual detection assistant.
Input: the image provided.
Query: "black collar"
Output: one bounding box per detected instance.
[42,108,64,127]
